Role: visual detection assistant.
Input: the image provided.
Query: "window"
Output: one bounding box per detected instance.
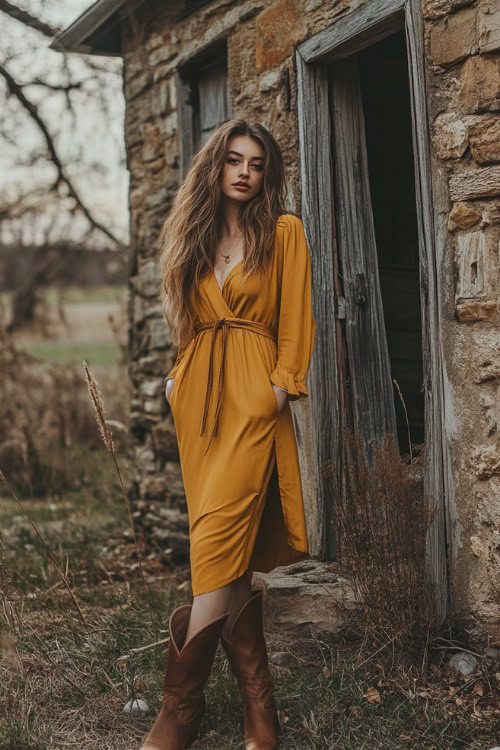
[177,46,231,176]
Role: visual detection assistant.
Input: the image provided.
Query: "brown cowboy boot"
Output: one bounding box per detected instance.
[140,605,229,750]
[221,591,279,750]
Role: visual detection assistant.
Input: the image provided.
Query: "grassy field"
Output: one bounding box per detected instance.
[23,339,121,367]
[1,284,128,368]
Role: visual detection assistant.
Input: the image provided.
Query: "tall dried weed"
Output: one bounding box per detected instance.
[323,429,439,669]
[83,360,156,637]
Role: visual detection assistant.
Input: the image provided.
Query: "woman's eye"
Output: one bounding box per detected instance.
[251,164,263,170]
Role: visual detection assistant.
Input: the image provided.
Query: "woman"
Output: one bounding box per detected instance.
[141,119,316,750]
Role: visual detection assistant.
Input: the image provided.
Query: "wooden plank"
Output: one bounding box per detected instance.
[406,0,452,617]
[295,50,341,559]
[199,59,231,144]
[299,0,405,63]
[175,71,194,180]
[449,165,500,201]
[329,56,398,452]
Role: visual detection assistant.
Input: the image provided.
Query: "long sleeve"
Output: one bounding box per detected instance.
[270,215,316,401]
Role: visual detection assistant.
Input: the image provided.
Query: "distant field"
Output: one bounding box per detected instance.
[26,339,121,367]
[0,283,128,308]
[3,284,129,368]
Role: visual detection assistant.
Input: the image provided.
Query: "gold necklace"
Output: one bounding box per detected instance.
[219,235,243,264]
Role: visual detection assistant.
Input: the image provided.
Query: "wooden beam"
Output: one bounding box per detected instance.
[406,0,452,617]
[298,0,405,63]
[295,50,341,559]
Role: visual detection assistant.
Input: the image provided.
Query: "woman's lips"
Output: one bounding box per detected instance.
[233,184,250,191]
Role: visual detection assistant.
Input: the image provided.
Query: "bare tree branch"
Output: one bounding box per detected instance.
[0,0,61,38]
[0,62,122,247]
[22,78,83,94]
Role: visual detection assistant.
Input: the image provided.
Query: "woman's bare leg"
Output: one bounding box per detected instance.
[184,570,253,645]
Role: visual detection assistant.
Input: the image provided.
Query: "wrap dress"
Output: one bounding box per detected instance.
[164,213,316,596]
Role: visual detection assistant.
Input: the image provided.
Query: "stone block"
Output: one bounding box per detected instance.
[140,379,163,398]
[151,79,173,118]
[252,560,357,634]
[144,398,164,419]
[134,446,156,474]
[149,157,166,174]
[481,199,500,225]
[430,7,478,66]
[449,165,500,200]
[142,125,163,163]
[459,54,500,115]
[469,115,500,164]
[136,355,165,376]
[423,0,474,20]
[160,112,178,139]
[478,0,500,53]
[259,69,281,93]
[456,300,497,321]
[448,202,481,231]
[144,303,163,320]
[132,294,145,325]
[255,0,305,72]
[471,444,500,478]
[240,4,265,22]
[139,261,161,298]
[152,419,180,459]
[145,187,170,210]
[149,318,170,349]
[432,112,469,159]
[148,43,178,68]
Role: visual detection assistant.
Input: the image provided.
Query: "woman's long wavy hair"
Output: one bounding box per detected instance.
[159,119,289,347]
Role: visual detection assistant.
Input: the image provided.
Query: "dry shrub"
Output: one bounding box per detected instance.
[324,429,440,667]
[0,331,129,496]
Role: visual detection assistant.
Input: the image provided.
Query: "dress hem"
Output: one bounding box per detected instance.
[190,545,310,597]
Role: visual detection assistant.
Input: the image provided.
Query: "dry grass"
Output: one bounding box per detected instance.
[1,578,498,750]
[0,331,130,497]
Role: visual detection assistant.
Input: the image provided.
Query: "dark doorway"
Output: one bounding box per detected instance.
[357,31,424,454]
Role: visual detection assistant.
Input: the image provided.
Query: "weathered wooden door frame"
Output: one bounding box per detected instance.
[295,0,453,616]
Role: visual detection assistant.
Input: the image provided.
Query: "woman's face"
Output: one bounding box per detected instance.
[221,134,265,203]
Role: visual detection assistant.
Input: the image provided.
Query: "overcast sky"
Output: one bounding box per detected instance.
[0,0,129,245]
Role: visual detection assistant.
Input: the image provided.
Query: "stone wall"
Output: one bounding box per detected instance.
[122,0,499,632]
[425,0,500,635]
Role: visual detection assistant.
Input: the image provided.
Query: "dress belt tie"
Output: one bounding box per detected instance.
[194,317,278,455]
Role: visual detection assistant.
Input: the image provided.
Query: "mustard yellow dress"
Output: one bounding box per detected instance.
[164,213,316,596]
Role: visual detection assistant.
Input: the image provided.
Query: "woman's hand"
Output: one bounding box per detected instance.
[165,378,175,405]
[272,384,287,416]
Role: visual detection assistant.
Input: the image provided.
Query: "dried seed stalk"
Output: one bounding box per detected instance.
[83,361,156,637]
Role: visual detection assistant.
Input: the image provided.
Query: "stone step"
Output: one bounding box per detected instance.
[252,560,357,634]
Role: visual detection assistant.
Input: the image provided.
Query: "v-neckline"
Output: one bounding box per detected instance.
[213,259,243,294]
